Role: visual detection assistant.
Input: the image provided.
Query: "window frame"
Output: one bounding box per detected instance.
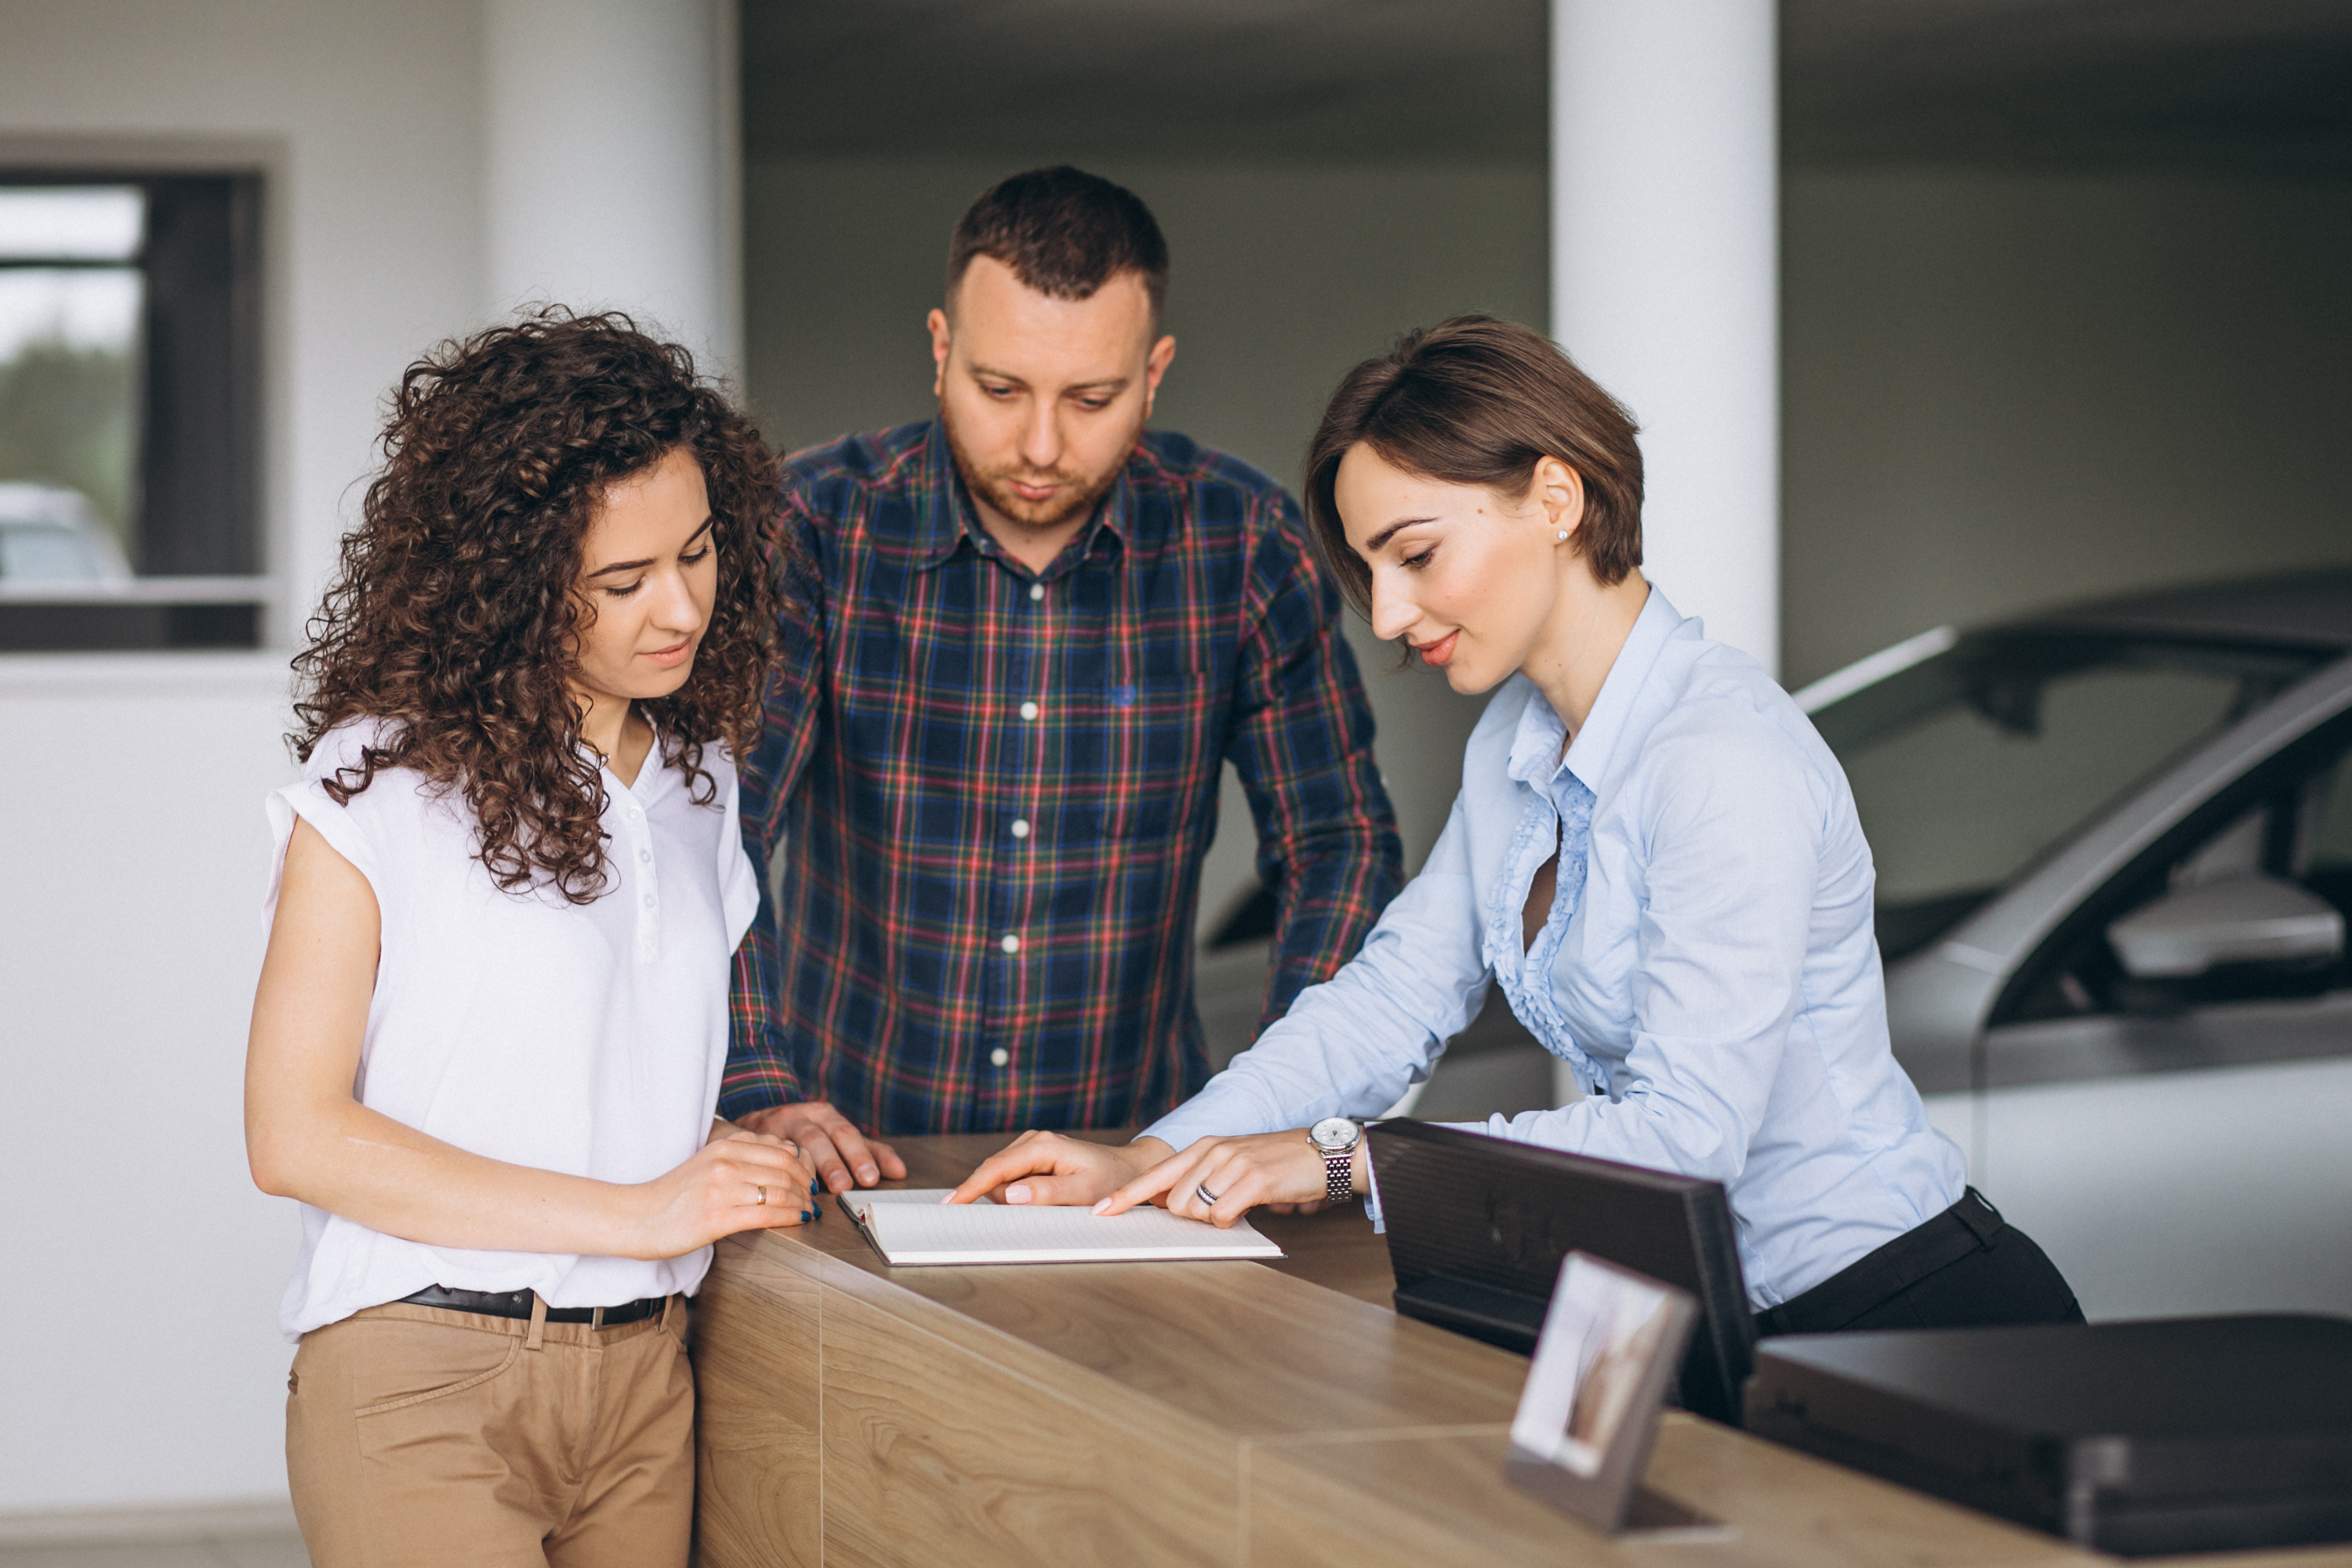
[0,161,267,651]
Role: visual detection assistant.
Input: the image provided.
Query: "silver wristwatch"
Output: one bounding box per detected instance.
[1307,1117,1363,1204]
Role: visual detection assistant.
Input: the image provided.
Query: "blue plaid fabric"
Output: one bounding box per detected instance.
[721,420,1403,1134]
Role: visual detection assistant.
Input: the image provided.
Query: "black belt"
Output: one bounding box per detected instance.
[1754,1187,2008,1338]
[397,1284,671,1327]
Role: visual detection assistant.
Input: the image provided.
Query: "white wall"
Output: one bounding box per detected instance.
[0,0,487,1515]
[1781,168,2352,688]
[0,656,305,1512]
[742,154,1549,899]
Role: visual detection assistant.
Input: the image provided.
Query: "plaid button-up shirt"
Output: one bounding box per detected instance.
[719,421,1403,1134]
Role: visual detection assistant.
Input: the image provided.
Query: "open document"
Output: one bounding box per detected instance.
[840,1188,1285,1266]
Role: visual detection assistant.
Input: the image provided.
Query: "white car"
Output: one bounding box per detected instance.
[0,482,133,585]
[1799,571,2352,1320]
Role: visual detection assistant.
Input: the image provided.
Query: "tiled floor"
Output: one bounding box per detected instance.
[0,1532,307,1568]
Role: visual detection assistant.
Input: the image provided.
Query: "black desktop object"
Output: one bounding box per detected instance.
[1367,1119,1755,1426]
[1747,1315,2352,1557]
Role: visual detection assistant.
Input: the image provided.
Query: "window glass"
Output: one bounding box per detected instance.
[0,187,146,574]
[0,187,144,260]
[2303,750,2352,873]
[1812,634,2329,960]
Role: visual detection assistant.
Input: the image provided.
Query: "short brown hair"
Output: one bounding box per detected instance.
[946,165,1169,321]
[1304,315,1643,618]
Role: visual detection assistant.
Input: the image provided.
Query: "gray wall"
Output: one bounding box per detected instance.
[742,154,1549,916]
[1781,167,2352,688]
[745,155,2352,919]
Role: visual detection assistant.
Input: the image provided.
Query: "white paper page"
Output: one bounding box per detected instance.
[840,1188,979,1208]
[847,1192,1283,1265]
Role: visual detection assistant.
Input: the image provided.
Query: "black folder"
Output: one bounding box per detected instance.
[1367,1120,1755,1426]
[1746,1315,2352,1557]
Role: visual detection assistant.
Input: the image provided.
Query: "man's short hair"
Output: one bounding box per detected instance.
[946,165,1169,322]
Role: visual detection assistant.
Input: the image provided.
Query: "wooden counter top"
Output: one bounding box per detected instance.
[691,1134,2352,1568]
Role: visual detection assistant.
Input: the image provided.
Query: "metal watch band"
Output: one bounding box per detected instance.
[1324,1146,1352,1204]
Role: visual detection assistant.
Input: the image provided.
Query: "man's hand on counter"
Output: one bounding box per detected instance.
[947,1132,1174,1210]
[736,1100,907,1194]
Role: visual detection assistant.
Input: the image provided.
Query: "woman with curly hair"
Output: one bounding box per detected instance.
[244,310,815,1567]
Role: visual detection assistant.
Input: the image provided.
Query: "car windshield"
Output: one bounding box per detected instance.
[1806,630,2337,961]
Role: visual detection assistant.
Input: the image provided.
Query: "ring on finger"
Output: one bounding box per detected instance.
[1194,1181,1221,1207]
[754,1185,768,1207]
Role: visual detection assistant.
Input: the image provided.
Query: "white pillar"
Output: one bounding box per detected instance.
[482,0,741,378]
[1551,0,1778,673]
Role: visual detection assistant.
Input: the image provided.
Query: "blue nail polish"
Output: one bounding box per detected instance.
[810,1178,822,1196]
[802,1209,817,1222]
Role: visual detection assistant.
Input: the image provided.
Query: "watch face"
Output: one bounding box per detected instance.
[1309,1116,1357,1151]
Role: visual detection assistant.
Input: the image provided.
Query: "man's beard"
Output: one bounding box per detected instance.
[939,399,1126,535]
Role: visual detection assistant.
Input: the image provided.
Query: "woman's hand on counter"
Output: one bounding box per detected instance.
[946,1131,1174,1209]
[1095,1129,1356,1229]
[621,1124,824,1258]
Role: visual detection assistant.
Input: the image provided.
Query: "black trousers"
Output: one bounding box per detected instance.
[1754,1187,2084,1338]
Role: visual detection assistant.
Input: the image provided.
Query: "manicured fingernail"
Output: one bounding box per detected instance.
[1007,1184,1030,1204]
[829,1171,851,1191]
[802,1209,816,1222]
[858,1164,878,1184]
[1091,1199,1110,1215]
[810,1178,822,1196]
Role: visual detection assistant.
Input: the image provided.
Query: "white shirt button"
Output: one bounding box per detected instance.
[1011,818,1030,839]
[643,893,656,909]
[1029,583,1044,602]
[625,803,641,819]
[1000,933,1022,954]
[1018,701,1040,721]
[989,1047,1011,1067]
[638,848,652,863]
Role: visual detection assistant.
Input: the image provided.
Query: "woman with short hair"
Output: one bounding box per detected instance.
[245,310,816,1566]
[956,314,2081,1335]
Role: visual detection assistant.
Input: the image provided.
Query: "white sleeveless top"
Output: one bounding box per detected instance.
[264,718,762,1340]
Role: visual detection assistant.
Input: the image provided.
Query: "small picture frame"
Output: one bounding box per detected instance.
[1503,1250,1729,1539]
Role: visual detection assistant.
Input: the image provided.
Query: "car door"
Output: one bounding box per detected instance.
[1968,704,2352,1319]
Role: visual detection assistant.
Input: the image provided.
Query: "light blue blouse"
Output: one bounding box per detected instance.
[1145,587,1965,1308]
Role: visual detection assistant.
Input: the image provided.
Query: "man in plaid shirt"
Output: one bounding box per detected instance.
[721,167,1403,1193]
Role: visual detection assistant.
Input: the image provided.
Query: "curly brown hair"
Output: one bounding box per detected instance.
[291,307,786,904]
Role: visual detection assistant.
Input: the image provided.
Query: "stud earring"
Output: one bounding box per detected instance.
[1555,529,1569,541]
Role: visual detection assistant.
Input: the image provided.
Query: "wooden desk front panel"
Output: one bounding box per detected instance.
[693,1237,820,1567]
[690,1225,1501,1566]
[690,1134,1523,1567]
[1245,1419,2113,1568]
[819,1284,1236,1566]
[691,1134,2352,1568]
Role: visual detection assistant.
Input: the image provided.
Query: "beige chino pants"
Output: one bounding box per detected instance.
[286,1295,694,1568]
